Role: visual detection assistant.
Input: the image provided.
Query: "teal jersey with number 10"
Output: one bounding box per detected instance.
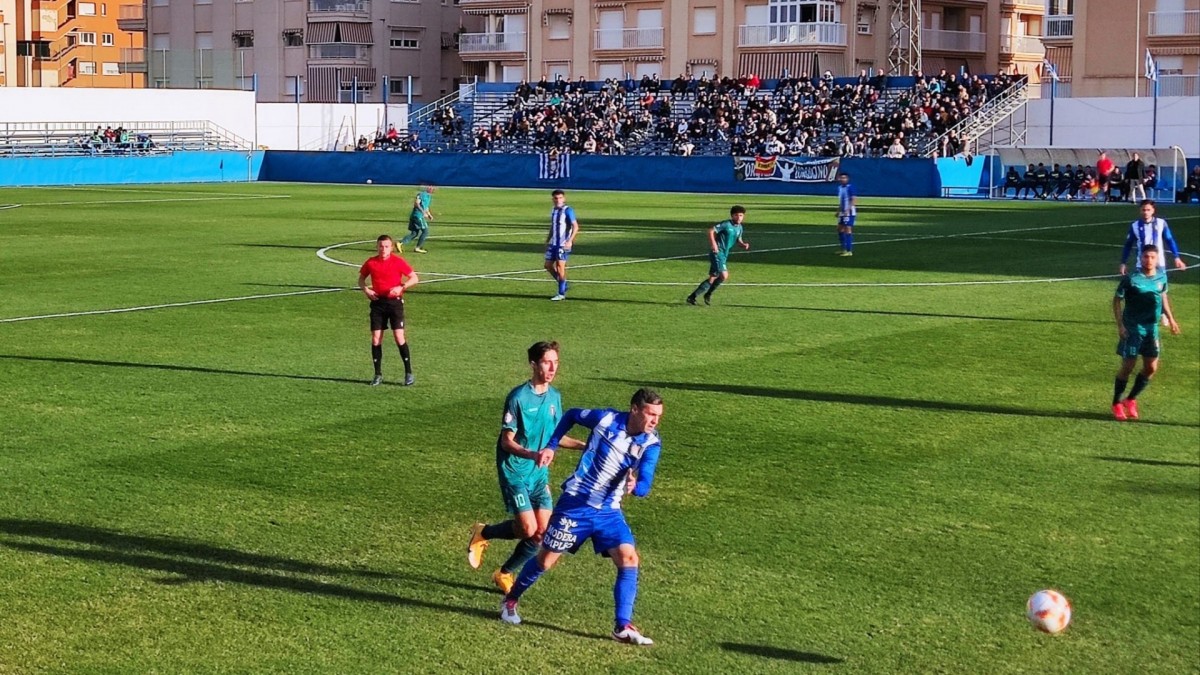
[713,219,743,257]
[496,381,563,486]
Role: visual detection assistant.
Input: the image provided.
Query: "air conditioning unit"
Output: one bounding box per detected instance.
[857,23,872,35]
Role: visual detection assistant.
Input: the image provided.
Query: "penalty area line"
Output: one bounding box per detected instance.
[0,287,349,324]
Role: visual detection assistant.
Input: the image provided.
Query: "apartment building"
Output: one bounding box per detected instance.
[127,0,464,103]
[456,0,1047,86]
[1,0,144,87]
[1043,0,1200,97]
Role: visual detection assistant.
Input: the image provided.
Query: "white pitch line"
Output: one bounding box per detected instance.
[0,204,21,211]
[0,288,347,324]
[11,195,291,207]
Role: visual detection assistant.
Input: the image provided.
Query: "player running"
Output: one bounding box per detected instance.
[358,235,419,386]
[836,171,856,256]
[399,184,435,254]
[1111,245,1181,421]
[545,189,579,301]
[687,205,749,306]
[500,388,664,646]
[466,341,585,593]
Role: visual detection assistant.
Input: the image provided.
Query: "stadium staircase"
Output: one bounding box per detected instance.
[917,78,1029,157]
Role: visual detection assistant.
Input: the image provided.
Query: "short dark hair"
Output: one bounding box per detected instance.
[1142,244,1160,254]
[527,340,560,363]
[631,387,663,408]
[377,234,394,244]
[551,189,565,197]
[730,205,746,216]
[1140,199,1155,208]
[838,172,850,179]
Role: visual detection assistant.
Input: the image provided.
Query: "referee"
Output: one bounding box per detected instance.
[358,234,420,386]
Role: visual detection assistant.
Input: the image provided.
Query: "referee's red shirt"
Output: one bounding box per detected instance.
[360,254,413,296]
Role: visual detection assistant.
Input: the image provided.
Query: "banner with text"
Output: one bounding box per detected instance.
[733,155,840,183]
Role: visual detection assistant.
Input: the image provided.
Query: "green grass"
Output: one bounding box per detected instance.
[0,182,1197,673]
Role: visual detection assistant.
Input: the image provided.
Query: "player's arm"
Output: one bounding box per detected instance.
[537,408,603,467]
[498,429,539,460]
[1162,292,1181,335]
[1112,280,1128,338]
[629,442,662,498]
[1118,232,1135,275]
[707,225,719,253]
[358,272,378,300]
[1162,226,1187,270]
[564,207,579,249]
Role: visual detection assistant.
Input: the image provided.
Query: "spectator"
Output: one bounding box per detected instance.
[1034,162,1050,199]
[1179,165,1200,203]
[1097,151,1114,202]
[1144,164,1158,192]
[355,135,369,151]
[886,136,906,158]
[1125,152,1147,202]
[1004,165,1022,198]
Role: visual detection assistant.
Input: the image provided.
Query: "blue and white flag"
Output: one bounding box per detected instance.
[538,151,570,180]
[1144,48,1158,82]
[1042,59,1059,83]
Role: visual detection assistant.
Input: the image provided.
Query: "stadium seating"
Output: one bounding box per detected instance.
[0,120,251,158]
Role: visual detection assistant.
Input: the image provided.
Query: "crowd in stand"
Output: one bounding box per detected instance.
[80,125,155,154]
[443,69,1021,158]
[356,124,425,152]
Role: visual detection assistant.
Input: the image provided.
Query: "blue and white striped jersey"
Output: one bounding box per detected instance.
[547,408,662,510]
[549,205,577,248]
[1121,217,1179,269]
[838,182,856,216]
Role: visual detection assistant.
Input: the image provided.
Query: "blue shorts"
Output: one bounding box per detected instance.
[838,215,856,228]
[542,502,635,556]
[545,246,571,262]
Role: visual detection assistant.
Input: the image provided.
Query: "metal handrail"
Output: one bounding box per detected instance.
[408,79,476,127]
[919,78,1028,157]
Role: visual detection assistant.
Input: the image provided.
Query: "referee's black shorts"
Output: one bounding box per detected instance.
[369,297,405,330]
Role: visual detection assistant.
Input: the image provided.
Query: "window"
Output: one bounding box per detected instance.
[101,3,107,15]
[767,0,840,25]
[390,30,419,49]
[694,8,716,35]
[546,62,569,82]
[233,32,254,48]
[102,33,114,46]
[102,62,120,75]
[79,61,96,75]
[154,78,169,88]
[597,62,623,80]
[500,65,525,83]
[196,0,212,5]
[236,75,255,90]
[547,14,570,40]
[76,32,97,45]
[283,30,303,47]
[151,34,169,50]
[196,33,213,50]
[79,3,96,16]
[392,76,422,95]
[151,0,167,5]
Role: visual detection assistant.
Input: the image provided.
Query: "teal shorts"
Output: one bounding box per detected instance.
[1117,324,1160,359]
[408,214,428,231]
[708,252,728,276]
[499,476,552,515]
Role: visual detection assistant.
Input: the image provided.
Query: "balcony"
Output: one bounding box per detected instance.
[119,46,147,73]
[922,29,985,52]
[458,32,526,56]
[1157,74,1199,97]
[1148,10,1200,37]
[738,22,847,47]
[1043,15,1073,39]
[116,4,145,32]
[308,0,369,18]
[308,44,371,60]
[594,27,664,51]
[1000,34,1044,56]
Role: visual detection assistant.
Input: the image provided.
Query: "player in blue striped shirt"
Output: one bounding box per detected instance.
[1119,201,1187,276]
[500,388,664,646]
[836,172,856,257]
[544,189,580,301]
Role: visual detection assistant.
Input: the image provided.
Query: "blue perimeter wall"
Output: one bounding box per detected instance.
[259,151,942,198]
[0,151,264,187]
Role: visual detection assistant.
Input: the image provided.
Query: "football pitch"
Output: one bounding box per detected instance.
[0,182,1197,673]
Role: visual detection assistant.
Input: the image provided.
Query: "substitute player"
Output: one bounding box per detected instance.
[1111,245,1181,421]
[545,189,579,301]
[358,235,419,386]
[500,388,664,646]
[467,341,585,593]
[399,184,435,254]
[836,171,856,256]
[687,205,749,305]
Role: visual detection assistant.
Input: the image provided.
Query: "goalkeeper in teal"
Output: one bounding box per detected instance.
[1111,245,1181,421]
[687,205,749,305]
[467,341,584,593]
[399,184,434,254]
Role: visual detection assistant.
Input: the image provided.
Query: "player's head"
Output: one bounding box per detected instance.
[1140,199,1156,220]
[551,189,565,206]
[527,341,561,385]
[730,204,746,224]
[1139,244,1160,270]
[628,388,664,435]
[421,184,436,194]
[376,234,395,257]
[838,172,850,185]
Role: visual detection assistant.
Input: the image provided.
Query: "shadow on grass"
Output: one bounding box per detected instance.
[1095,456,1200,469]
[0,519,602,641]
[722,303,1102,325]
[424,288,669,307]
[599,379,1200,429]
[0,354,385,388]
[720,642,844,664]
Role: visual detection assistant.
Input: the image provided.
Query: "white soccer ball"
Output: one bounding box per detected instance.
[1026,589,1072,634]
[366,179,373,184]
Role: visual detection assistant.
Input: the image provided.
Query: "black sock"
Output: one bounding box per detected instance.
[1112,377,1128,405]
[501,539,540,574]
[372,344,383,375]
[707,277,725,297]
[1127,374,1151,401]
[398,343,412,374]
[481,521,518,540]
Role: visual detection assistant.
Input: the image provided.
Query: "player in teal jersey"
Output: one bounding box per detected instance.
[1111,245,1181,421]
[467,341,585,592]
[399,184,435,254]
[686,205,750,305]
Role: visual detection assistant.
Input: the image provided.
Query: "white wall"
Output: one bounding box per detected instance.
[1026,96,1200,156]
[0,89,408,150]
